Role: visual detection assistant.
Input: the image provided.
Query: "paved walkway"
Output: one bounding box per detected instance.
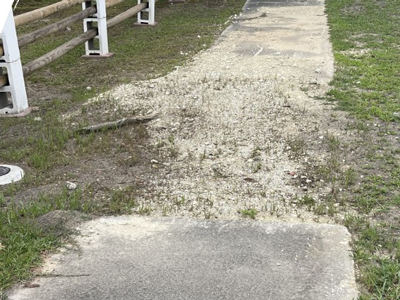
[10,217,357,300]
[8,1,358,299]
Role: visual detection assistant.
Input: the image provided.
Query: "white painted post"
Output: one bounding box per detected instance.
[0,9,29,115]
[82,0,113,57]
[137,0,156,26]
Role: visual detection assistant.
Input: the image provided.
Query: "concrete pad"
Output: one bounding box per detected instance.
[226,0,334,85]
[8,217,358,300]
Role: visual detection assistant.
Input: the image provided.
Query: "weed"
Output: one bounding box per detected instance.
[137,203,152,216]
[299,195,316,211]
[287,138,306,158]
[174,196,185,207]
[239,208,257,219]
[169,146,179,158]
[341,168,357,187]
[108,188,137,214]
[314,204,326,215]
[162,205,169,216]
[252,163,262,173]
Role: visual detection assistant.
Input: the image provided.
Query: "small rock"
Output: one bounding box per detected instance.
[66,181,77,191]
[151,159,159,164]
[86,86,92,91]
[34,117,42,122]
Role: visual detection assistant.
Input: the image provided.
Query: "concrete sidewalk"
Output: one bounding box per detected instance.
[9,217,358,300]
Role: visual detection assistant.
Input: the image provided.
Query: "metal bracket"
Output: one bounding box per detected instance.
[0,10,29,115]
[137,0,157,26]
[82,0,113,57]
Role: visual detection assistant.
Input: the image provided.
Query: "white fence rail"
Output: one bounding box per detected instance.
[0,0,156,116]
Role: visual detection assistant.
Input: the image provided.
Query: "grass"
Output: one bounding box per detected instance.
[326,0,400,122]
[325,0,400,299]
[239,208,257,220]
[0,189,77,295]
[0,0,247,294]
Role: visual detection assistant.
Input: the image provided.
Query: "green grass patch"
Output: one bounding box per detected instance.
[326,0,400,299]
[239,208,257,219]
[326,0,400,122]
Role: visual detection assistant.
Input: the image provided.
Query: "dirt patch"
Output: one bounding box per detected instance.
[35,210,91,236]
[341,2,365,16]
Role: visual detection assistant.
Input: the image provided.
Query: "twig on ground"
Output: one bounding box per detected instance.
[76,113,158,134]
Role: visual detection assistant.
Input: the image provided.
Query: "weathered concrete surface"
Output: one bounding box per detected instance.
[9,217,358,300]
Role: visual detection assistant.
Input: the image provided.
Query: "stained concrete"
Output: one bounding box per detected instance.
[8,217,358,300]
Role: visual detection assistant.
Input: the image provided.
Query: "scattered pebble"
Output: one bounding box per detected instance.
[66,181,77,191]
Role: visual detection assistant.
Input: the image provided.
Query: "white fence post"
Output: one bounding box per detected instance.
[82,0,113,57]
[0,9,29,115]
[137,0,156,26]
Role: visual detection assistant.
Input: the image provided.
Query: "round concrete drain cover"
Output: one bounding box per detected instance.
[0,165,24,185]
[0,166,11,176]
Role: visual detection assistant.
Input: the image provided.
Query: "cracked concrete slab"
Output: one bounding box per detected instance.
[8,217,358,300]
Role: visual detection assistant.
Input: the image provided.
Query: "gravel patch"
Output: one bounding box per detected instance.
[92,2,354,223]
